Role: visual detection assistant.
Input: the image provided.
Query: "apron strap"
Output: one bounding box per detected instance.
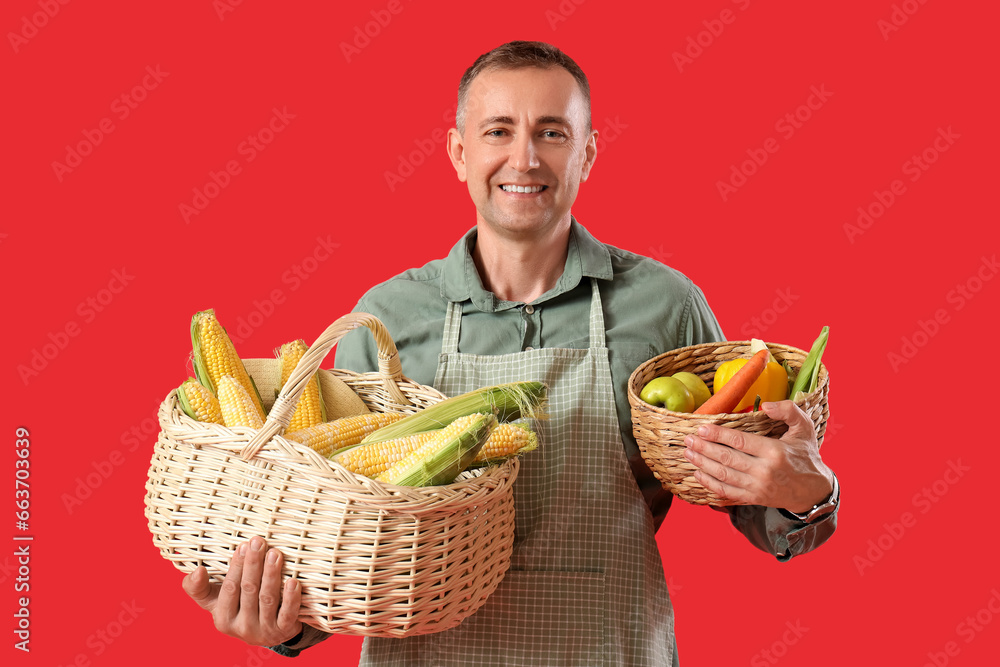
[441,300,463,355]
[588,278,607,350]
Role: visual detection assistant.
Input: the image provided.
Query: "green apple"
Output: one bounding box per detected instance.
[670,372,712,409]
[639,376,695,412]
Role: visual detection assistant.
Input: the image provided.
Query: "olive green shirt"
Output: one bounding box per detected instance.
[333,220,836,556]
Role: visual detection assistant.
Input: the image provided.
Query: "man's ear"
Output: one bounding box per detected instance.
[580,128,598,182]
[447,128,467,182]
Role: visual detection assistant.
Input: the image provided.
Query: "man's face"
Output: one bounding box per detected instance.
[448,66,597,239]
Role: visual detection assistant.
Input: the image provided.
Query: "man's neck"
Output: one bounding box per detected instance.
[472,217,571,303]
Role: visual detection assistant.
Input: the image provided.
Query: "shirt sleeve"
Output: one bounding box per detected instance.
[267,625,333,658]
[679,281,726,346]
[332,297,381,373]
[715,504,839,562]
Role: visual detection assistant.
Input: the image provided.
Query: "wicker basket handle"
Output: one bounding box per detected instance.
[241,312,410,461]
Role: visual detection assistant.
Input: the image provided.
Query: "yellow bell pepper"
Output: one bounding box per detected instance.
[713,358,788,412]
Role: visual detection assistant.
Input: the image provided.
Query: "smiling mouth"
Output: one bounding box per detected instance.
[499,184,548,193]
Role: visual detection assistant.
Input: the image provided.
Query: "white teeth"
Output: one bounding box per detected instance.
[502,185,544,193]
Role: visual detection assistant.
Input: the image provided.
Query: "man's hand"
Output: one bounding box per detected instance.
[182,536,303,647]
[682,400,834,512]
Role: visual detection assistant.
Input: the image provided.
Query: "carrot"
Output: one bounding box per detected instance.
[694,348,771,414]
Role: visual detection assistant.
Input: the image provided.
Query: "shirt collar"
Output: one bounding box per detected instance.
[440,217,613,312]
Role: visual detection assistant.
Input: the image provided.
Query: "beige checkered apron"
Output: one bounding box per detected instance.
[359,279,677,666]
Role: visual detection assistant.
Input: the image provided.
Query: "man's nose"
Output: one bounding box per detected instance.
[508,134,540,172]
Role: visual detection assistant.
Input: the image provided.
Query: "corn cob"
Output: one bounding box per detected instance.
[331,431,434,478]
[471,422,539,466]
[217,375,265,428]
[191,309,265,422]
[177,377,224,424]
[334,422,537,478]
[285,412,405,458]
[277,339,326,431]
[376,413,496,487]
[360,381,546,445]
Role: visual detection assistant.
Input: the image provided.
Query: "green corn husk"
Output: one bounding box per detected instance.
[177,378,197,420]
[361,381,547,444]
[376,413,497,486]
[790,326,829,400]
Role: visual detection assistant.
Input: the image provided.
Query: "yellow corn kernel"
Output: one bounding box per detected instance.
[217,375,265,429]
[191,310,265,422]
[375,413,495,486]
[473,422,538,464]
[285,412,405,458]
[177,378,223,424]
[277,339,326,432]
[332,431,440,478]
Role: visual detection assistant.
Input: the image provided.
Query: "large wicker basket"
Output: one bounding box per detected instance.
[628,340,829,506]
[145,313,519,637]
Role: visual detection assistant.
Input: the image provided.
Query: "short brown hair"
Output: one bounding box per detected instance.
[456,41,592,133]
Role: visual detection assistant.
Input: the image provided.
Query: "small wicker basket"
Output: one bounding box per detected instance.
[628,340,829,506]
[144,313,519,637]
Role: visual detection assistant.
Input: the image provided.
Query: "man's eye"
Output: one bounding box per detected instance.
[486,129,506,138]
[542,130,563,139]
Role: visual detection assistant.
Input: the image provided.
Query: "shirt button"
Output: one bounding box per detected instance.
[524,346,534,351]
[524,304,535,314]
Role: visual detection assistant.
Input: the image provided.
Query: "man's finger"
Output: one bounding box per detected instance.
[182,566,217,612]
[258,548,284,626]
[276,578,303,639]
[217,541,247,623]
[239,536,268,620]
[684,444,753,490]
[762,400,815,442]
[694,423,763,456]
[694,469,750,505]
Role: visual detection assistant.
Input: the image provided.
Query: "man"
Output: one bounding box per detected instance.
[183,41,839,665]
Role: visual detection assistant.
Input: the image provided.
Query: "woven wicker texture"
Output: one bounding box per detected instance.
[145,313,519,637]
[628,340,829,506]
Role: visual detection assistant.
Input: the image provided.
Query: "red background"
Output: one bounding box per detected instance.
[4,1,999,665]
